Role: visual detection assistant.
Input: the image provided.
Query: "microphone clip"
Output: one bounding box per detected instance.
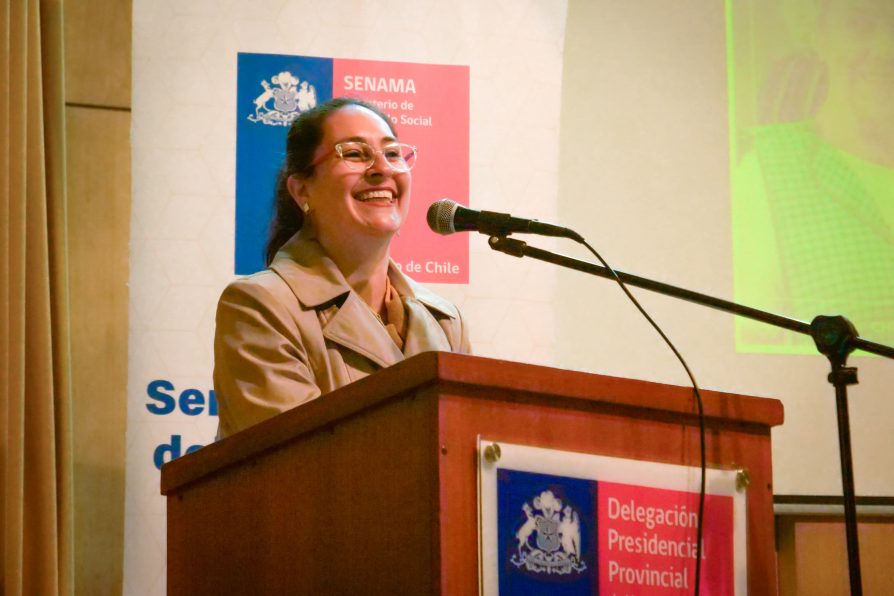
[488,235,527,258]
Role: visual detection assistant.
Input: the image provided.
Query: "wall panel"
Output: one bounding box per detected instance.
[66,105,131,595]
[776,516,894,594]
[64,0,132,108]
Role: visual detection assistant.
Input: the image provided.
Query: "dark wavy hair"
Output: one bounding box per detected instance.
[264,97,398,266]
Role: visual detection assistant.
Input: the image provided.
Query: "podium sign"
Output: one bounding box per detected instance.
[479,441,746,595]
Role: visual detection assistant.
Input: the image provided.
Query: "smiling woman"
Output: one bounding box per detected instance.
[288,104,413,248]
[213,97,471,438]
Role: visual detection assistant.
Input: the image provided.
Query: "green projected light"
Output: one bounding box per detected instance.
[727,0,894,354]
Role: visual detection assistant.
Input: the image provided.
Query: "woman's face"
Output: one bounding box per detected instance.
[815,1,894,142]
[296,105,411,245]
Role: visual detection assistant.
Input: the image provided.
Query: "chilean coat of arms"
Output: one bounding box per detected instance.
[510,490,587,575]
[248,71,318,126]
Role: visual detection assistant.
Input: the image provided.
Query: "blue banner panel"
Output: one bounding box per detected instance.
[497,468,598,595]
[235,53,334,274]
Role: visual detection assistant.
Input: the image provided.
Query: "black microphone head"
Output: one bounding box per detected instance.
[427,199,459,235]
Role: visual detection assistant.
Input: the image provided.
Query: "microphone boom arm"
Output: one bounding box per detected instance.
[487,235,894,359]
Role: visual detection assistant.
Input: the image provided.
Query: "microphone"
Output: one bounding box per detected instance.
[426,199,582,241]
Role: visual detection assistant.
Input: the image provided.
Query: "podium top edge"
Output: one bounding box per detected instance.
[161,352,783,495]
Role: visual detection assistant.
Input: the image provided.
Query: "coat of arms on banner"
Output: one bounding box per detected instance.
[248,71,318,126]
[511,490,587,575]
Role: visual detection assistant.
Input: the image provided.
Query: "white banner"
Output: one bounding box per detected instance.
[126,1,568,593]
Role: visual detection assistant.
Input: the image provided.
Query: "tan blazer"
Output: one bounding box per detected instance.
[214,230,471,438]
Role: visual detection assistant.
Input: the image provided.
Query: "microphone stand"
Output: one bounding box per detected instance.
[488,234,894,596]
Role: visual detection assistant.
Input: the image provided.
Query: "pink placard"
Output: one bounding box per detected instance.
[598,482,734,594]
[334,59,470,283]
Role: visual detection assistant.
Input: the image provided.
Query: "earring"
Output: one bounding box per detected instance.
[300,202,311,214]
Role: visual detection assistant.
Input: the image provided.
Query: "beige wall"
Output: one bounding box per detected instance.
[557,1,894,496]
[64,0,131,593]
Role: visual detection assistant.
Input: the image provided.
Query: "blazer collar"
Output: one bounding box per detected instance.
[272,229,457,318]
[268,229,456,367]
[271,229,353,308]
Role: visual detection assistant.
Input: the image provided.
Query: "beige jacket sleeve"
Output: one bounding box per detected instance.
[213,276,321,437]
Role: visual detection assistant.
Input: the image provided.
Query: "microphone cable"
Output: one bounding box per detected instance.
[576,238,707,596]
[432,195,709,593]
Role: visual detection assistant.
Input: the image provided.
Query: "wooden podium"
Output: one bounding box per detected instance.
[161,352,783,595]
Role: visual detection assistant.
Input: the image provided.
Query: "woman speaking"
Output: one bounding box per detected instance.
[214,97,471,438]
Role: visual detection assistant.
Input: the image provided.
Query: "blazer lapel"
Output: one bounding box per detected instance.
[271,230,403,369]
[390,266,457,358]
[402,297,453,357]
[322,292,403,368]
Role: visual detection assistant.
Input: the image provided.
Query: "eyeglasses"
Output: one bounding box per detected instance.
[313,141,418,172]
